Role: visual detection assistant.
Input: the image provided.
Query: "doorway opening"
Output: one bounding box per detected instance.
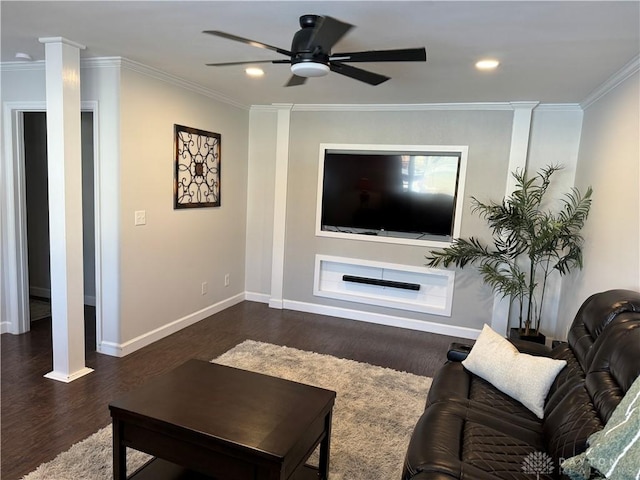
[22,111,97,349]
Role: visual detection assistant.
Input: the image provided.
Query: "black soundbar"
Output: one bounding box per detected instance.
[342,275,421,291]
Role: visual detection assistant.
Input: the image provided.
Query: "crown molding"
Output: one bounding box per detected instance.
[288,101,581,112]
[581,55,640,110]
[289,102,518,112]
[534,103,583,112]
[0,58,120,71]
[118,58,248,110]
[251,104,294,113]
[0,60,46,71]
[0,56,247,110]
[81,57,122,69]
[250,105,281,112]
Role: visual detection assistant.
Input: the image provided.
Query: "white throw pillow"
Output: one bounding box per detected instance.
[462,324,567,418]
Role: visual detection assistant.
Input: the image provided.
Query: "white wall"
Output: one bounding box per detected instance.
[524,106,584,336]
[116,64,249,348]
[556,71,640,337]
[80,60,122,347]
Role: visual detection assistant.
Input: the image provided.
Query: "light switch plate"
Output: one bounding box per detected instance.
[134,210,146,226]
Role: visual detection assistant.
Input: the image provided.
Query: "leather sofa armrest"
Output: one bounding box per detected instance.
[447,338,553,362]
[509,338,552,356]
[447,342,473,362]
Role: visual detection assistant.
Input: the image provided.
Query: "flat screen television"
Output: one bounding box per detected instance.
[316,144,468,245]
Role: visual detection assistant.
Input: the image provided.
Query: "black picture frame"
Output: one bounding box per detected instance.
[174,124,221,209]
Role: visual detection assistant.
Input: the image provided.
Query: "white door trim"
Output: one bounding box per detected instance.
[2,101,46,334]
[1,101,101,344]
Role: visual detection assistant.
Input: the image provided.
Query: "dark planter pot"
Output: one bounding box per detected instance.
[509,327,546,345]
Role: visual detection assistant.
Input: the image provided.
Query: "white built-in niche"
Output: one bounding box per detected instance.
[314,255,455,316]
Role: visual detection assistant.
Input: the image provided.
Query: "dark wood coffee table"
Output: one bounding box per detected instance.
[109,359,336,480]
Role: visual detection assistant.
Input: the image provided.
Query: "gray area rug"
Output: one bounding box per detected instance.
[23,340,432,480]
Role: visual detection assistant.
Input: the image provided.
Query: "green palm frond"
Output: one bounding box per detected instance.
[425,237,496,269]
[426,165,592,332]
[478,261,527,299]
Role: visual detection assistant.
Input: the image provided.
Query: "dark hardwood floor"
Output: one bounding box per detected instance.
[1,301,465,480]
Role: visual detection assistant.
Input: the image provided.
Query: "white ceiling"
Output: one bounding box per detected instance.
[2,1,639,108]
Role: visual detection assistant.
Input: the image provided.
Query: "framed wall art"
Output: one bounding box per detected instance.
[174,124,221,209]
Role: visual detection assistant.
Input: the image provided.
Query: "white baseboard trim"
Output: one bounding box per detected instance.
[282,299,481,340]
[269,299,284,309]
[244,291,270,303]
[97,293,245,357]
[95,292,479,358]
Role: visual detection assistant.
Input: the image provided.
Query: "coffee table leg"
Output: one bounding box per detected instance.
[113,419,127,480]
[318,410,333,480]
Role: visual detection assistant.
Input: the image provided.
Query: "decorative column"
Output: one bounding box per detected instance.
[490,101,539,336]
[269,104,293,309]
[39,37,93,382]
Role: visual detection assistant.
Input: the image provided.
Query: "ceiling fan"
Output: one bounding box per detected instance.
[204,14,426,86]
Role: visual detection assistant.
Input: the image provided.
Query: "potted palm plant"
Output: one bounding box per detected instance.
[425,165,592,342]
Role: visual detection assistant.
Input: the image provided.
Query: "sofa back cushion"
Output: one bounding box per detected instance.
[544,314,640,468]
[543,381,603,469]
[584,318,640,423]
[568,289,640,372]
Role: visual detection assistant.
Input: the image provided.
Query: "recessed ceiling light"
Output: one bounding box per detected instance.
[245,67,264,77]
[475,59,500,70]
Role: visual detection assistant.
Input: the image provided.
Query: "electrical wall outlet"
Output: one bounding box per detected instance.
[201,282,208,295]
[224,274,230,287]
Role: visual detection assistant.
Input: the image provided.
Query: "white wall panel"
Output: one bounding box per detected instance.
[557,72,640,338]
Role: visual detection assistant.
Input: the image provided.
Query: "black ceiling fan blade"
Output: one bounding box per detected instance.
[206,59,291,67]
[285,75,307,87]
[330,48,427,63]
[307,16,353,52]
[203,30,293,57]
[329,62,390,86]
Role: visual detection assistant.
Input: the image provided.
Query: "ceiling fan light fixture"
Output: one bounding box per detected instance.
[291,62,330,78]
[205,15,427,86]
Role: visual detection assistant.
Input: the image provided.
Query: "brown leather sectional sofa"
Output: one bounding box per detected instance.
[402,289,640,480]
